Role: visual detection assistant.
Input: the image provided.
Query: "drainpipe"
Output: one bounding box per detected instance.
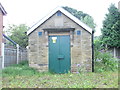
[92,29,94,72]
[3,34,17,45]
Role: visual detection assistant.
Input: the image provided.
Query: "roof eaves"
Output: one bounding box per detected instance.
[59,7,92,33]
[27,6,62,35]
[0,3,7,15]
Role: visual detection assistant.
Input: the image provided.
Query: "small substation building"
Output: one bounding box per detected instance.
[27,7,93,73]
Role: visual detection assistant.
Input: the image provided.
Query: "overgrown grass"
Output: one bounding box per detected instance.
[2,61,40,77]
[94,49,118,72]
[2,61,118,88]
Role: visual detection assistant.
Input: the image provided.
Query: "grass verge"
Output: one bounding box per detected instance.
[2,61,118,88]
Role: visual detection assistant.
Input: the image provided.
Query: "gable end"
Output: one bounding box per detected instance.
[27,7,92,35]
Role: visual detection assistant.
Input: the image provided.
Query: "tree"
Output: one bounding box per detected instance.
[101,4,120,48]
[81,15,96,29]
[63,6,96,30]
[6,24,29,48]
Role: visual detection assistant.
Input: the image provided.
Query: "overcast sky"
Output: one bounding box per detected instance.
[0,0,119,36]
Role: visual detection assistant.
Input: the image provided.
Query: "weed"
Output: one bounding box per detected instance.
[94,50,118,72]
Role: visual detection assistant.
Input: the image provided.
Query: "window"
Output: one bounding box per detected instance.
[38,32,42,36]
[76,31,81,35]
[56,11,62,16]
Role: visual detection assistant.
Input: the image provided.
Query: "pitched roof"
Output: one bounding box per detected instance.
[27,6,92,35]
[0,3,7,15]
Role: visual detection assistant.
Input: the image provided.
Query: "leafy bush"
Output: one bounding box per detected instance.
[94,38,118,72]
[94,49,118,72]
[95,57,118,72]
[95,51,118,72]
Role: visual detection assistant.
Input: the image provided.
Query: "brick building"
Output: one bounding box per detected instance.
[27,7,93,73]
[0,3,7,56]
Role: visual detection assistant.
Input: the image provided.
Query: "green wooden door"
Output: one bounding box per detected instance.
[49,35,71,73]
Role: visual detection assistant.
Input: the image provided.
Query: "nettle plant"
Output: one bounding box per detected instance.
[76,64,86,73]
[99,50,118,71]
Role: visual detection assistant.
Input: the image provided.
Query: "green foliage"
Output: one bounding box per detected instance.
[94,36,118,72]
[94,36,103,50]
[95,51,118,72]
[94,36,104,61]
[81,15,96,29]
[63,6,96,30]
[6,24,29,48]
[101,4,120,48]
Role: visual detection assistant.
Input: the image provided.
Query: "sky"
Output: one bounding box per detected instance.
[0,0,119,36]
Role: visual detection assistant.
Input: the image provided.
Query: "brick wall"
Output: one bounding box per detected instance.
[0,10,3,56]
[28,12,92,72]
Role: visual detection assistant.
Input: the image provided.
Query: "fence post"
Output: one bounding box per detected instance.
[16,44,19,64]
[2,43,5,69]
[113,47,116,58]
